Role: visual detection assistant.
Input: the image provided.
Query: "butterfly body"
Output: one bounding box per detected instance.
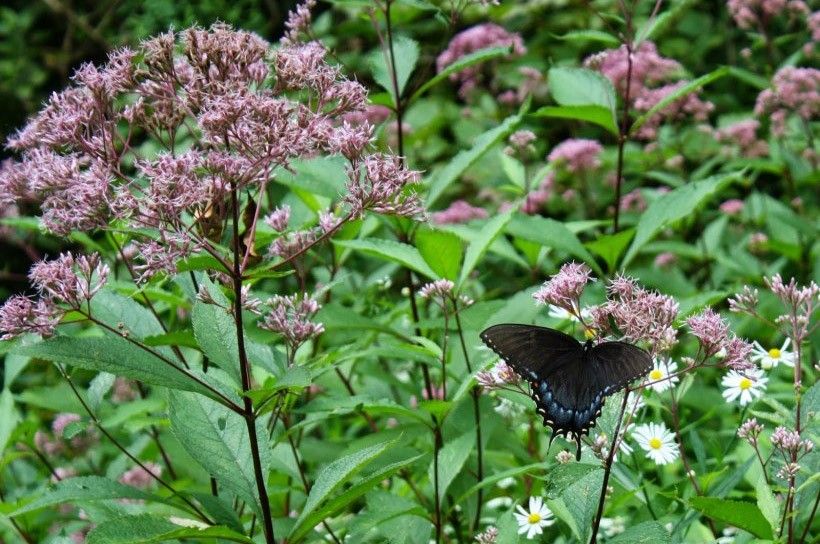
[480,324,652,459]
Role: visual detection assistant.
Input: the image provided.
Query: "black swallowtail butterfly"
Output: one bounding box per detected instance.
[480,324,652,460]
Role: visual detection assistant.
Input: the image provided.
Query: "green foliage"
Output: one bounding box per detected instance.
[689,497,774,539]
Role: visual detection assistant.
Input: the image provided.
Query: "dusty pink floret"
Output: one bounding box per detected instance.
[737,418,764,442]
[261,294,324,352]
[0,296,60,340]
[265,205,291,231]
[584,41,680,97]
[632,82,714,140]
[547,139,603,172]
[533,262,593,314]
[419,279,455,300]
[436,23,526,98]
[119,462,163,489]
[432,200,488,224]
[654,252,677,268]
[686,308,729,356]
[727,0,809,29]
[714,120,769,157]
[755,67,820,136]
[720,199,745,215]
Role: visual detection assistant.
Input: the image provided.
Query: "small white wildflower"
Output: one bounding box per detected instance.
[632,422,679,465]
[721,368,767,406]
[514,496,554,540]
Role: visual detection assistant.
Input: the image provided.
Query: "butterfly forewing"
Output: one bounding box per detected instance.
[479,324,582,377]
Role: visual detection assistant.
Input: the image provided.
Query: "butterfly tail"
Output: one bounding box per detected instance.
[575,435,582,461]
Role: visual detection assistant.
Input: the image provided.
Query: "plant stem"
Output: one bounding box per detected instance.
[433,422,443,544]
[798,486,820,544]
[230,183,276,544]
[384,0,405,160]
[0,484,35,544]
[589,390,630,544]
[612,40,633,234]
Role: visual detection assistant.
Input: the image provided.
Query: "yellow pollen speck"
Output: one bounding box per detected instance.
[768,348,781,359]
[649,437,663,450]
[584,328,596,340]
[528,513,541,524]
[739,377,753,390]
[649,369,663,380]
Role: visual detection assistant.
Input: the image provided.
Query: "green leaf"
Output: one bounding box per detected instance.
[168,390,270,518]
[0,389,20,455]
[622,171,744,267]
[585,228,635,272]
[755,477,780,535]
[507,214,604,276]
[609,521,672,543]
[275,156,348,199]
[410,46,513,103]
[559,466,604,542]
[9,476,158,516]
[689,497,774,539]
[289,453,423,542]
[291,438,396,538]
[427,112,523,207]
[369,35,419,105]
[630,67,729,136]
[553,30,620,47]
[499,151,526,189]
[192,302,242,384]
[13,336,228,403]
[334,238,438,279]
[90,288,166,340]
[547,67,617,133]
[543,463,602,499]
[430,431,475,500]
[459,211,513,286]
[86,514,254,544]
[533,105,619,135]
[416,228,464,281]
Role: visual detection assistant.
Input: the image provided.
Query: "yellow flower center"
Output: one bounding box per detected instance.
[649,369,663,380]
[528,513,541,524]
[649,437,663,450]
[739,378,753,390]
[584,328,596,340]
[768,348,781,359]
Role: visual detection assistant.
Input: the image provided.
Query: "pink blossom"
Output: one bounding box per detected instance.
[265,206,291,231]
[686,309,730,357]
[344,154,423,218]
[737,418,764,443]
[533,262,593,314]
[584,41,681,98]
[52,413,82,438]
[720,199,745,215]
[714,120,769,157]
[619,189,646,212]
[34,430,62,456]
[261,294,324,353]
[632,82,714,140]
[727,0,809,28]
[432,200,488,224]
[755,67,820,136]
[119,462,163,489]
[654,252,677,268]
[476,361,520,390]
[112,378,138,403]
[547,139,603,172]
[722,336,755,371]
[419,279,455,300]
[282,0,317,45]
[51,466,77,484]
[508,130,537,149]
[436,23,526,98]
[341,104,391,126]
[0,296,60,340]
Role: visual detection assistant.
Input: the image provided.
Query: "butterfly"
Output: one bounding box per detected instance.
[480,324,652,460]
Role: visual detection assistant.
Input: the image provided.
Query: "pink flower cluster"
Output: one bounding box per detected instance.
[0,252,108,340]
[588,275,679,352]
[727,0,809,29]
[476,360,520,390]
[713,120,769,158]
[547,139,603,172]
[260,294,324,353]
[419,279,455,300]
[585,42,714,139]
[432,200,488,224]
[119,462,163,489]
[533,262,592,315]
[436,23,526,98]
[686,308,754,369]
[755,67,820,136]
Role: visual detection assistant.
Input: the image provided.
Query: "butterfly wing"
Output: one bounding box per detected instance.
[479,323,582,378]
[588,341,653,399]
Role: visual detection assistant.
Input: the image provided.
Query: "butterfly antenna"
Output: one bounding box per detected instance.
[575,435,582,461]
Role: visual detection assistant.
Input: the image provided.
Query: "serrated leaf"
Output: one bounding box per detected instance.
[689,497,773,539]
[755,477,780,534]
[85,514,253,544]
[334,238,438,279]
[427,112,523,207]
[533,104,619,134]
[416,228,464,281]
[622,171,744,267]
[543,463,602,499]
[370,35,419,105]
[429,431,474,501]
[291,438,397,538]
[192,302,242,384]
[547,67,617,132]
[9,476,158,516]
[168,390,270,518]
[630,67,729,136]
[507,214,604,276]
[459,211,513,286]
[13,336,229,404]
[609,521,671,543]
[560,466,604,542]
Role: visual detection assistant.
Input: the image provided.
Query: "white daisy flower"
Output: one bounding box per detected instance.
[486,496,513,509]
[599,516,626,537]
[632,422,679,465]
[751,338,795,370]
[514,496,554,540]
[721,368,767,406]
[645,358,679,393]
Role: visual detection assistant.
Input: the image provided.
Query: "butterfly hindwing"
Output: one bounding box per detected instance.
[480,324,652,447]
